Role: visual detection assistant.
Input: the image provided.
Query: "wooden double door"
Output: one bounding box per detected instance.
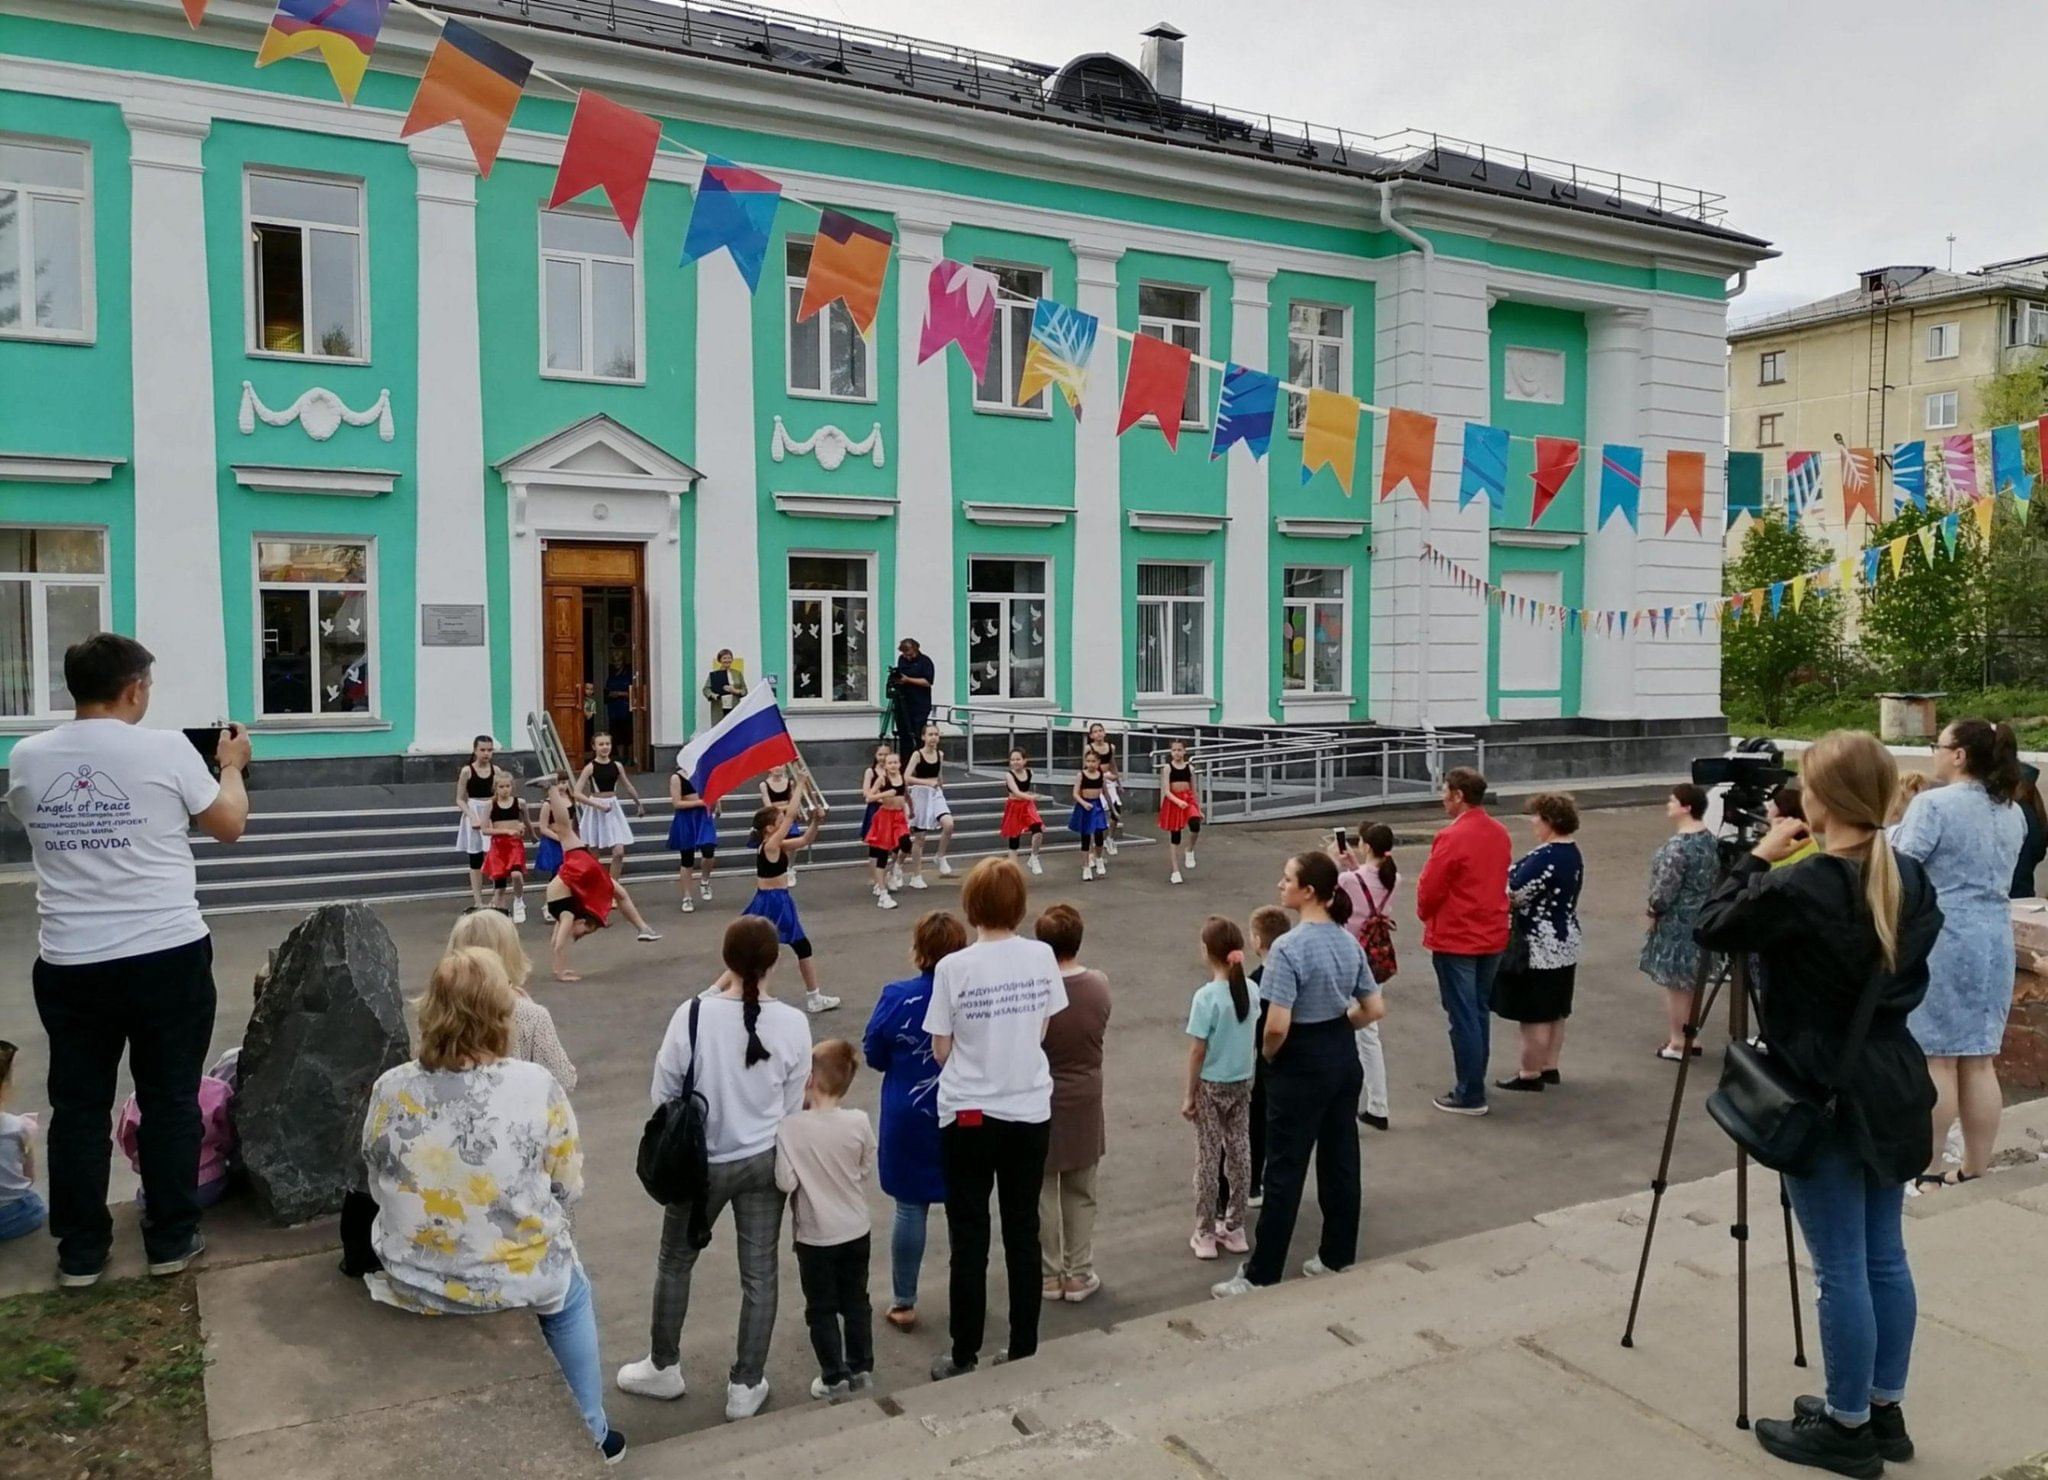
[542,541,651,773]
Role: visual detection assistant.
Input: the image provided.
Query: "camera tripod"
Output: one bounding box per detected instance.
[1619,946,1808,1429]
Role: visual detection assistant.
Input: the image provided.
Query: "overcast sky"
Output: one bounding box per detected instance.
[769,0,2047,324]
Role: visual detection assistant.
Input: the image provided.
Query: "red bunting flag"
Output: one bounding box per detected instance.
[548,91,661,238]
[1530,437,1580,526]
[1379,407,1436,504]
[181,0,208,24]
[1665,449,1705,534]
[797,209,893,338]
[1116,332,1194,449]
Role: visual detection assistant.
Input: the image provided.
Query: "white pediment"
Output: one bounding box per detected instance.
[493,414,702,493]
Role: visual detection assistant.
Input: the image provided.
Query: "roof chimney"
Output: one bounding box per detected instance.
[1139,22,1184,100]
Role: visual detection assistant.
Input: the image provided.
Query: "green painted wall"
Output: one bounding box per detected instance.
[1486,300,1586,716]
[0,91,134,766]
[475,157,699,740]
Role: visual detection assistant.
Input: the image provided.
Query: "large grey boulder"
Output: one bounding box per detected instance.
[238,903,410,1224]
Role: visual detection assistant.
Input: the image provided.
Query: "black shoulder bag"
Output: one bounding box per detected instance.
[636,999,710,1209]
[1706,971,1884,1177]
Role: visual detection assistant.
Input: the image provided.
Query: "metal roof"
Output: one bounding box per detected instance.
[1730,260,2048,340]
[429,0,1768,251]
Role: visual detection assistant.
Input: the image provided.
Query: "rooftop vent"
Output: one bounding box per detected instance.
[1045,52,1158,111]
[1139,22,1185,100]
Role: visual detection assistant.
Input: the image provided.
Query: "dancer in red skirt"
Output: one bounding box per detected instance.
[538,778,661,981]
[864,751,913,911]
[1158,737,1204,885]
[999,747,1047,875]
[481,770,531,922]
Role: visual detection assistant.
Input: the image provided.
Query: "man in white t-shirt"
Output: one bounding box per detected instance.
[921,857,1066,1382]
[6,633,250,1287]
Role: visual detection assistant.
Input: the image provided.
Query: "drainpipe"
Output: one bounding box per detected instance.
[1375,179,1436,737]
[1727,268,1749,302]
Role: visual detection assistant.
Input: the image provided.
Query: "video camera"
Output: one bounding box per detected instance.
[1691,738,1792,858]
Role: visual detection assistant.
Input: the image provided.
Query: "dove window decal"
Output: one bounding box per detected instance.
[966,557,1049,701]
[786,553,873,704]
[1136,562,1209,700]
[256,539,374,720]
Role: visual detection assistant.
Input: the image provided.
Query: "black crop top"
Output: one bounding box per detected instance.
[907,750,941,781]
[488,800,523,825]
[756,842,791,879]
[764,776,792,803]
[464,765,497,798]
[1007,768,1033,794]
[1167,763,1194,787]
[672,770,697,800]
[590,760,621,792]
[1077,775,1104,797]
[1086,741,1116,771]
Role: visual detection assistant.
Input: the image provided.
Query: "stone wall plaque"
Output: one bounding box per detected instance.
[1502,346,1566,404]
[420,603,486,647]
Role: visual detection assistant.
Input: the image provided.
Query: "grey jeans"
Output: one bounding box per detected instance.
[648,1150,786,1383]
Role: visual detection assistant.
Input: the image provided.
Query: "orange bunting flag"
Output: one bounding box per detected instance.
[1886,536,1909,577]
[1530,437,1580,526]
[181,0,208,24]
[400,18,532,179]
[1665,449,1705,533]
[1971,496,1996,544]
[1115,332,1194,449]
[797,209,893,338]
[1377,408,1435,504]
[1302,388,1363,495]
[1839,446,1878,525]
[548,91,661,238]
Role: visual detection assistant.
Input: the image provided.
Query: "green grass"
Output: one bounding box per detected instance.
[1727,687,2048,750]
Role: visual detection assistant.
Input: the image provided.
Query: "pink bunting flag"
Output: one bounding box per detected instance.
[1941,433,1979,503]
[915,260,998,380]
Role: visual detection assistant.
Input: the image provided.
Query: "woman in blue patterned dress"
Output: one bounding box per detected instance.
[1892,720,2027,1187]
[1493,793,1584,1091]
[1640,783,1721,1059]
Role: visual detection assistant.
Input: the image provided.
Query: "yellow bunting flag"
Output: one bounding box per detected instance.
[1887,536,1909,577]
[1917,527,1938,565]
[1790,574,1808,612]
[1971,497,1996,544]
[1301,388,1362,495]
[1837,557,1856,591]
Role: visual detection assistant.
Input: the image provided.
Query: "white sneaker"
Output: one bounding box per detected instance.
[680,895,695,914]
[615,1356,685,1400]
[810,1376,850,1400]
[699,881,713,900]
[1184,854,1197,870]
[888,866,904,891]
[908,876,929,890]
[1028,856,1043,876]
[1210,1268,1259,1299]
[877,892,898,910]
[1093,858,1108,878]
[806,992,841,1015]
[1302,1256,1334,1278]
[512,899,527,924]
[938,858,954,877]
[724,1377,770,1421]
[1083,865,1094,883]
[1170,870,1184,885]
[1105,837,1119,856]
[637,928,662,943]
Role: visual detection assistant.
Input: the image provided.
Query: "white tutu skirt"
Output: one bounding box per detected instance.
[909,787,952,831]
[580,802,636,850]
[454,802,489,856]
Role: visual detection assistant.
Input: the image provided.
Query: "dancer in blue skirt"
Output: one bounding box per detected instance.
[666,765,720,914]
[1069,751,1111,884]
[741,802,839,1015]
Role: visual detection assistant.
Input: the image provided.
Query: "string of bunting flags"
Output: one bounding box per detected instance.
[1726,426,2037,531]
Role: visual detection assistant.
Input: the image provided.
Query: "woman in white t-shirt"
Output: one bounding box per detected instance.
[617,917,811,1423]
[923,858,1067,1383]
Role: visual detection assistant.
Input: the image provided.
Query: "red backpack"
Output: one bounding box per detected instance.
[1357,877,1398,984]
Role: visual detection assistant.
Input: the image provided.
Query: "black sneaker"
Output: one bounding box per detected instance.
[1541,1069,1562,1085]
[147,1234,207,1277]
[57,1260,108,1290]
[1754,1406,1883,1478]
[929,1353,977,1382]
[1432,1094,1489,1117]
[1357,1111,1390,1131]
[1493,1075,1545,1092]
[597,1429,628,1465]
[1795,1397,1912,1463]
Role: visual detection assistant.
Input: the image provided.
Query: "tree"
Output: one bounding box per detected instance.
[1858,503,1983,691]
[1721,516,1840,725]
[1978,350,2048,434]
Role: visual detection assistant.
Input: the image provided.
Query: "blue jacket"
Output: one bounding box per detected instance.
[862,973,947,1205]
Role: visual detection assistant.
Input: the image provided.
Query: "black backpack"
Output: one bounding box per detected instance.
[636,999,710,1210]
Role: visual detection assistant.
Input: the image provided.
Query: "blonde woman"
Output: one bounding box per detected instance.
[446,911,577,1092]
[1695,731,1942,1475]
[360,948,622,1463]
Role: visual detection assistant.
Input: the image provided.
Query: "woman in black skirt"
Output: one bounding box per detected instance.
[1493,792,1584,1091]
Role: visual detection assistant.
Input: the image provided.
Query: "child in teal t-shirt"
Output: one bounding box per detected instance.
[1183,917,1258,1260]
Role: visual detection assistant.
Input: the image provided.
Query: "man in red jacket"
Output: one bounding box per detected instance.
[1415,767,1512,1115]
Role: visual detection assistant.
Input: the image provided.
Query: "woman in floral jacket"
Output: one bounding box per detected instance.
[1640,782,1722,1059]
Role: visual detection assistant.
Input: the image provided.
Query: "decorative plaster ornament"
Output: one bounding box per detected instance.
[770,417,885,471]
[239,383,396,441]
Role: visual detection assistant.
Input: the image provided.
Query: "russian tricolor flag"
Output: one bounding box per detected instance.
[676,685,798,805]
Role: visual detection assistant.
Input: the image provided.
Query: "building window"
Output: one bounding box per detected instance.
[2006,300,2048,349]
[966,558,1048,701]
[1757,413,1783,447]
[0,137,90,341]
[974,263,1048,413]
[247,171,364,359]
[1758,350,1784,384]
[786,554,872,704]
[1763,474,1787,509]
[540,207,639,381]
[1926,322,1959,361]
[0,527,108,719]
[1286,302,1346,431]
[1135,562,1208,699]
[784,239,874,400]
[1925,391,1958,430]
[256,540,373,718]
[1136,282,1205,425]
[1280,567,1346,696]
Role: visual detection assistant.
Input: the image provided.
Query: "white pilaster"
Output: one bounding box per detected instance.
[123,104,228,726]
[1582,306,1647,719]
[1221,261,1274,723]
[1069,240,1124,720]
[691,252,762,723]
[407,141,494,753]
[893,216,954,707]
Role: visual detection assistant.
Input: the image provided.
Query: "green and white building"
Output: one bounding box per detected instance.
[0,0,1773,781]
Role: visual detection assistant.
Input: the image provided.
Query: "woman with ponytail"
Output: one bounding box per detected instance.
[1183,917,1259,1261]
[1894,718,2027,1188]
[1696,730,1942,1475]
[620,917,811,1423]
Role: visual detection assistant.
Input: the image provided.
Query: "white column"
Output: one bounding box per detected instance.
[893,215,954,707]
[692,253,762,715]
[407,141,493,753]
[1582,306,1647,719]
[1222,261,1275,723]
[1069,240,1124,720]
[123,104,228,726]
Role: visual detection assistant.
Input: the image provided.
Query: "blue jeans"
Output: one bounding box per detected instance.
[1783,1147,1914,1425]
[890,1199,929,1308]
[0,1192,47,1242]
[1432,951,1501,1106]
[536,1262,610,1444]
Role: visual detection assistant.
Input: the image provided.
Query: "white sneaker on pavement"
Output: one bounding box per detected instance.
[810,1376,849,1400]
[724,1378,770,1421]
[699,881,713,900]
[938,858,953,876]
[636,928,661,942]
[680,895,695,913]
[806,992,841,1015]
[1170,870,1183,885]
[877,892,898,910]
[1105,836,1119,856]
[1028,856,1043,875]
[908,875,929,890]
[615,1356,685,1400]
[1302,1256,1334,1278]
[512,899,527,924]
[1210,1268,1259,1299]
